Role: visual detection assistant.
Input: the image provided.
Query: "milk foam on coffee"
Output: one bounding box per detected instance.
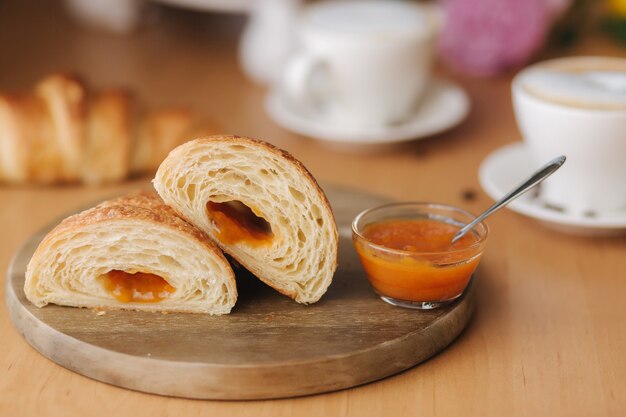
[521,69,626,110]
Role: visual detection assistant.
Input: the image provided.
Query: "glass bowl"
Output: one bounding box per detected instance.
[352,202,489,309]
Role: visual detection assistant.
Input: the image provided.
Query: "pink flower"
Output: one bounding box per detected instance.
[439,0,553,75]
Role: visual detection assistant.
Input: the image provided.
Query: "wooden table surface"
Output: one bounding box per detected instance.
[1,1,625,416]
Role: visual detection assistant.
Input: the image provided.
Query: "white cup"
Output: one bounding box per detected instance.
[512,56,626,216]
[282,0,440,129]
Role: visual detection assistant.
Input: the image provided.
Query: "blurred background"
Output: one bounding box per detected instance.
[1,0,625,151]
[0,0,625,200]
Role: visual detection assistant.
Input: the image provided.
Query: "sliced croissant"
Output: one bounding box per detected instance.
[154,135,338,304]
[25,191,237,314]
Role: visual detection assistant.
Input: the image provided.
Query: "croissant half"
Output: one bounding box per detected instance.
[25,192,237,314]
[154,135,339,304]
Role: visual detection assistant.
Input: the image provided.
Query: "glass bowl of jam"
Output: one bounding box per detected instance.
[352,202,488,309]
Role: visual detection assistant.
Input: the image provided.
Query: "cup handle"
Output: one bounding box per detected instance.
[282,52,327,108]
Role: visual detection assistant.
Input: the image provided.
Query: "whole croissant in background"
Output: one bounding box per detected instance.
[0,73,215,185]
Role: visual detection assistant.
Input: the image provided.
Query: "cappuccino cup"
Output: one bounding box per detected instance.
[512,56,626,216]
[281,0,440,129]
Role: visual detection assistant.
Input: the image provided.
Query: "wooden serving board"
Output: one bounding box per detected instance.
[6,185,476,400]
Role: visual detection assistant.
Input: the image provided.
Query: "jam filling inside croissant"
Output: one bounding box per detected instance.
[206,200,273,247]
[100,270,175,303]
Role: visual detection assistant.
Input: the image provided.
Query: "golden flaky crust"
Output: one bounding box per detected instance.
[0,73,214,186]
[102,191,226,251]
[25,191,237,314]
[35,73,87,182]
[154,135,339,304]
[57,191,224,256]
[132,108,194,174]
[82,90,133,185]
[0,93,61,183]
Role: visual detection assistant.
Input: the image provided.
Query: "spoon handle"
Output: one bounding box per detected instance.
[451,155,566,244]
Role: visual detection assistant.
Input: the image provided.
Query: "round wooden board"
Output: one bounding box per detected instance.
[6,185,476,400]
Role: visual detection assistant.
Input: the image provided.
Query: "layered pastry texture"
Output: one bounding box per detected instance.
[25,192,236,314]
[154,135,338,304]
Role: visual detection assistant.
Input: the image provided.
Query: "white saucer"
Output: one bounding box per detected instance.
[265,79,469,146]
[479,142,626,236]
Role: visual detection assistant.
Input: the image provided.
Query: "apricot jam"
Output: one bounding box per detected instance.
[354,219,484,304]
[100,270,175,303]
[363,219,477,252]
[207,200,273,247]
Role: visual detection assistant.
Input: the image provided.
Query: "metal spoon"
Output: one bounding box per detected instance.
[450,155,566,244]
